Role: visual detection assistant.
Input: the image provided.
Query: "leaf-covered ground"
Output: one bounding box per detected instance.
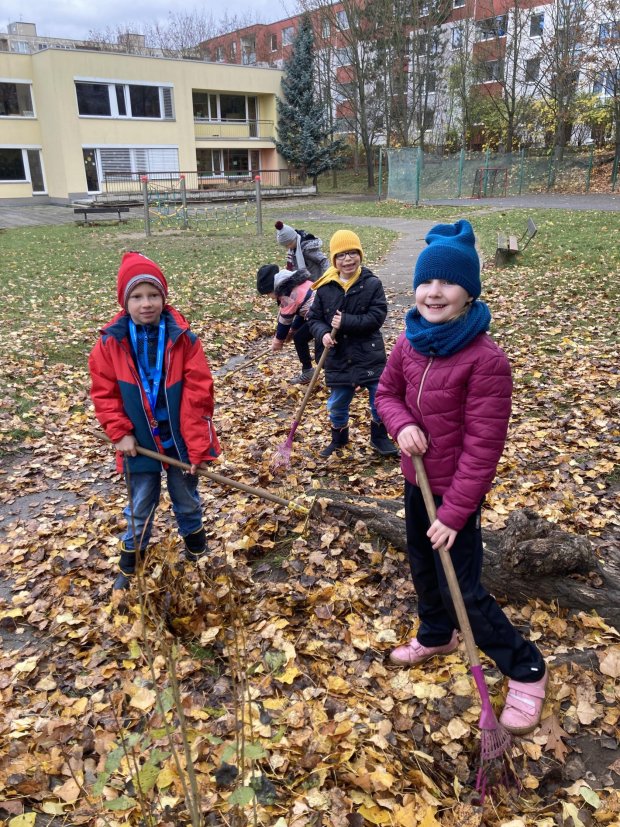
[0,204,619,827]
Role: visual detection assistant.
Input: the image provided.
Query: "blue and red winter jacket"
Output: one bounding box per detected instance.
[89,305,220,474]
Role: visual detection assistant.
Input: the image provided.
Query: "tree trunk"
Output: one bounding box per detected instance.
[314,490,620,629]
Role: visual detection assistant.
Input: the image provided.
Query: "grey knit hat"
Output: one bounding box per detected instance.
[275,221,298,246]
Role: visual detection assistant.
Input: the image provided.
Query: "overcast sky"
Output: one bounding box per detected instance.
[1,1,294,41]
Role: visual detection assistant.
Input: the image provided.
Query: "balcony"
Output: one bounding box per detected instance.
[194,119,275,141]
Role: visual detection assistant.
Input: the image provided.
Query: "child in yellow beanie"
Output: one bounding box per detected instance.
[307,229,397,457]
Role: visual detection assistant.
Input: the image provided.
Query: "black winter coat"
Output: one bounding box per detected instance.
[307,266,388,387]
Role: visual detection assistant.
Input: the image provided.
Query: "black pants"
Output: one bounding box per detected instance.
[292,320,314,371]
[405,481,545,682]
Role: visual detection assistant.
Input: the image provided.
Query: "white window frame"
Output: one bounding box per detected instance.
[270,33,278,51]
[530,12,544,38]
[0,78,36,118]
[83,144,180,189]
[282,26,295,46]
[74,78,174,121]
[0,144,45,191]
[451,27,463,48]
[336,10,349,29]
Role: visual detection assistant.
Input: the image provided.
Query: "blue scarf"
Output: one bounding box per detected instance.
[405,301,491,357]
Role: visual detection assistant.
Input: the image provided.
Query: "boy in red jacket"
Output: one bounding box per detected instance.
[89,252,220,590]
[376,220,547,735]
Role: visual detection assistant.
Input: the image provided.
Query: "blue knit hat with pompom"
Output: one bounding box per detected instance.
[413,219,481,299]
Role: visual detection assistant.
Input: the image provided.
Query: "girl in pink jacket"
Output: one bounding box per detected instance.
[375,219,546,736]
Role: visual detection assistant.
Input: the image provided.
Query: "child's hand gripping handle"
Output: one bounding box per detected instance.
[291,326,337,425]
[412,454,481,669]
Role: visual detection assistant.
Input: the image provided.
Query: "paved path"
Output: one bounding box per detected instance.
[0,204,77,229]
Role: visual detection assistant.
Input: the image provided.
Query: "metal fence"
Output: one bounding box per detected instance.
[386,147,619,202]
[101,168,307,199]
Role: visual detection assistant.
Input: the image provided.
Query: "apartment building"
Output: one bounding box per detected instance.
[201,0,616,149]
[0,24,283,203]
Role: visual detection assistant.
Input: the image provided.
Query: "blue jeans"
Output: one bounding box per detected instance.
[120,457,203,573]
[326,382,380,428]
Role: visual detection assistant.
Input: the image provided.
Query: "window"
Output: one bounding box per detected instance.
[197,148,222,174]
[0,82,34,116]
[282,26,295,46]
[426,72,437,93]
[322,20,330,39]
[451,27,463,48]
[599,22,620,44]
[75,81,174,120]
[482,59,503,82]
[93,146,179,185]
[336,10,349,29]
[453,0,465,8]
[0,147,44,190]
[335,47,351,66]
[241,37,256,65]
[0,147,26,179]
[530,13,544,37]
[215,46,224,62]
[230,41,237,59]
[193,92,258,123]
[11,40,30,54]
[525,58,540,83]
[477,15,507,40]
[594,69,617,96]
[270,33,278,51]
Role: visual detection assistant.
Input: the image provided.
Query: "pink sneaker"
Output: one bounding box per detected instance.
[499,670,548,735]
[389,630,459,666]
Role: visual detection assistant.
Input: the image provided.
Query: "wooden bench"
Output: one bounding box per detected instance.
[74,206,130,224]
[495,217,538,265]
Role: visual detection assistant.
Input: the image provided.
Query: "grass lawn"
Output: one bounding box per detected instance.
[0,201,619,825]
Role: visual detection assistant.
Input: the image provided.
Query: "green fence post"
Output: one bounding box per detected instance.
[547,153,555,191]
[612,151,619,192]
[415,146,422,206]
[585,145,594,193]
[378,148,383,200]
[179,175,188,228]
[254,175,263,236]
[483,148,490,197]
[457,148,465,197]
[518,148,525,195]
[141,176,150,237]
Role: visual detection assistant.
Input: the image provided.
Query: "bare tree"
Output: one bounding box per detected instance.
[536,0,594,160]
[588,0,620,163]
[145,10,218,58]
[447,2,478,147]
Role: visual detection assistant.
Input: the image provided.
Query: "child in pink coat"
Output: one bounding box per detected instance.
[375,220,547,735]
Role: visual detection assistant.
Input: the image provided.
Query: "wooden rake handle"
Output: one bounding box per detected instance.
[292,326,337,424]
[412,454,481,669]
[97,432,304,511]
[219,347,271,381]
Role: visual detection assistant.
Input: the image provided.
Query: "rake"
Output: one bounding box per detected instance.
[412,454,512,801]
[270,326,337,471]
[97,433,308,513]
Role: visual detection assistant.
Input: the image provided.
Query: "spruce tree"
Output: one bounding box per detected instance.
[276,14,344,185]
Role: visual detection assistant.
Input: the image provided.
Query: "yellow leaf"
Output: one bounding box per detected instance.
[446,718,470,740]
[358,804,391,825]
[327,675,350,694]
[41,802,67,815]
[419,807,441,827]
[12,656,39,676]
[368,769,395,791]
[129,686,156,711]
[394,802,418,826]
[9,815,37,826]
[157,766,176,790]
[277,665,301,684]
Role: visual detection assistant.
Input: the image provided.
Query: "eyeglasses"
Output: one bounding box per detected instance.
[335,250,360,260]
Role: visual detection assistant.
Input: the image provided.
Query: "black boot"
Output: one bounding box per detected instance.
[370,420,398,457]
[113,571,132,590]
[319,425,349,458]
[184,526,208,561]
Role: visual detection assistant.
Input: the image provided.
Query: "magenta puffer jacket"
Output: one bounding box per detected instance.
[375,332,512,531]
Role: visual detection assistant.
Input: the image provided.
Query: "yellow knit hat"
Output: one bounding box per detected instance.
[329,229,364,267]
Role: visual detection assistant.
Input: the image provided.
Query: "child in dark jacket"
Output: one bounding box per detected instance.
[275,221,329,280]
[375,220,547,735]
[307,229,397,458]
[257,264,317,384]
[89,252,220,590]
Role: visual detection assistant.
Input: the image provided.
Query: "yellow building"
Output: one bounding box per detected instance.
[0,46,283,203]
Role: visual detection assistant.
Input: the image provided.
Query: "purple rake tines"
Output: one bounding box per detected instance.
[270,327,337,472]
[412,456,514,802]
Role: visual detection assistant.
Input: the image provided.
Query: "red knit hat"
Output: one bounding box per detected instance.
[116,251,168,309]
